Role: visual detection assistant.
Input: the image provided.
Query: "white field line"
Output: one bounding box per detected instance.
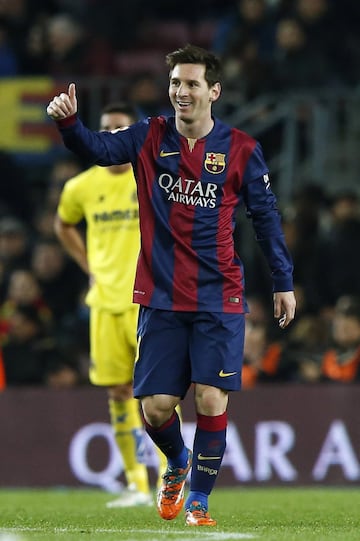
[0,527,256,539]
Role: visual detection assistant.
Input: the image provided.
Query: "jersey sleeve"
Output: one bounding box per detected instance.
[57,116,148,167]
[242,141,269,184]
[242,174,294,292]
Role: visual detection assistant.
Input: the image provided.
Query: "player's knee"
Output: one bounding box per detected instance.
[194,384,228,416]
[141,395,178,427]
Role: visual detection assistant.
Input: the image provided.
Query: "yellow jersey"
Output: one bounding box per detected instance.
[57,165,139,312]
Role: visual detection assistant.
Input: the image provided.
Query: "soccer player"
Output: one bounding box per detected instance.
[47,44,296,526]
[54,102,164,507]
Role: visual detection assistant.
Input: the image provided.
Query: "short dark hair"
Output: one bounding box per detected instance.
[166,44,222,87]
[101,102,139,122]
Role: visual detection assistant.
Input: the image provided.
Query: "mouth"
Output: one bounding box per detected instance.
[176,101,192,110]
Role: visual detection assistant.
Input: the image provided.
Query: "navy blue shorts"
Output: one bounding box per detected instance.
[133,307,245,398]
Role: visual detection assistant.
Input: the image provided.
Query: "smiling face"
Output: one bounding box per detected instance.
[168,63,221,138]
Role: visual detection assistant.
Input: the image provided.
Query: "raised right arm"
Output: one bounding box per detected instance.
[47,83,133,166]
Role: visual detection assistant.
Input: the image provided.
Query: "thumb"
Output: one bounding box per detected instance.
[68,82,77,110]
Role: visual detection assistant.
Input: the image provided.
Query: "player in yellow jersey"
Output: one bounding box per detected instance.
[54,102,165,507]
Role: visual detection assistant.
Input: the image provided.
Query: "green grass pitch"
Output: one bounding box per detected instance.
[0,487,359,541]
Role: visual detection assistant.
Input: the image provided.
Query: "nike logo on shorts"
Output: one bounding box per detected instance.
[218,369,237,377]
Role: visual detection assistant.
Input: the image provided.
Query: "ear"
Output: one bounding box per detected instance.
[210,82,221,103]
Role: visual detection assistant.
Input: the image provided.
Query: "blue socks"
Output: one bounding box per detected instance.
[168,445,189,469]
[185,412,227,511]
[144,410,185,461]
[145,408,228,511]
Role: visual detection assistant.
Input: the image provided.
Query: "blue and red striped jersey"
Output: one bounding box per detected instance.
[58,115,293,313]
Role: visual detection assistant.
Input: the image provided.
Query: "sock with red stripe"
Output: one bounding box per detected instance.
[144,410,187,468]
[185,412,227,510]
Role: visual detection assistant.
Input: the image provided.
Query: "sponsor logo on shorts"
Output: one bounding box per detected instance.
[218,369,237,378]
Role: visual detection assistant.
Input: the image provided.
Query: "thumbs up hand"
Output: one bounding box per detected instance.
[47,83,78,120]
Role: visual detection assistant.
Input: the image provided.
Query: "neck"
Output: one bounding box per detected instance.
[175,116,214,140]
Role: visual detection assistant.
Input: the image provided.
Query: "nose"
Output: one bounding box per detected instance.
[176,83,187,97]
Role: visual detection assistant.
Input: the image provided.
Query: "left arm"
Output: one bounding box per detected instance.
[243,175,296,328]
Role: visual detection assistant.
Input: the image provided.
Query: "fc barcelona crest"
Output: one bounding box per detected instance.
[204,152,226,174]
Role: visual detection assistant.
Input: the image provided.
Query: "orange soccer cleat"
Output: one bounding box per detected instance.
[185,501,217,527]
[157,448,192,520]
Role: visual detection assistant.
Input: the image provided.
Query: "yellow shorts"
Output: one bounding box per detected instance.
[89,305,139,386]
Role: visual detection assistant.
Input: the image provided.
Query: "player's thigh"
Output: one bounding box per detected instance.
[89,307,136,385]
[190,312,245,391]
[134,307,191,398]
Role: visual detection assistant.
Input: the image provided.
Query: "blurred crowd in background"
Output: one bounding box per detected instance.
[1,0,360,389]
[1,0,360,96]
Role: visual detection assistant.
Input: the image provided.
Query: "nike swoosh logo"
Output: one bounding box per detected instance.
[159,150,180,157]
[218,370,237,378]
[198,453,222,461]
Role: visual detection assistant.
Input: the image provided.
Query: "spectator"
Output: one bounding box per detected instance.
[32,207,60,240]
[246,295,272,327]
[127,72,171,119]
[214,0,276,100]
[299,295,360,383]
[20,12,50,75]
[0,0,33,67]
[81,0,145,51]
[30,238,87,325]
[291,313,330,383]
[59,285,90,381]
[291,0,347,86]
[212,0,277,59]
[330,0,360,86]
[2,304,79,387]
[270,16,336,94]
[22,11,114,77]
[321,295,360,382]
[310,190,360,313]
[0,18,18,75]
[0,267,53,345]
[0,217,32,277]
[0,151,32,221]
[45,12,114,77]
[242,319,296,388]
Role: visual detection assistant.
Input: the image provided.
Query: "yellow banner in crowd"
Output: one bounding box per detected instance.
[0,78,60,152]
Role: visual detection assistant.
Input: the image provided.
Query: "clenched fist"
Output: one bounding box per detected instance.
[47,82,77,120]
